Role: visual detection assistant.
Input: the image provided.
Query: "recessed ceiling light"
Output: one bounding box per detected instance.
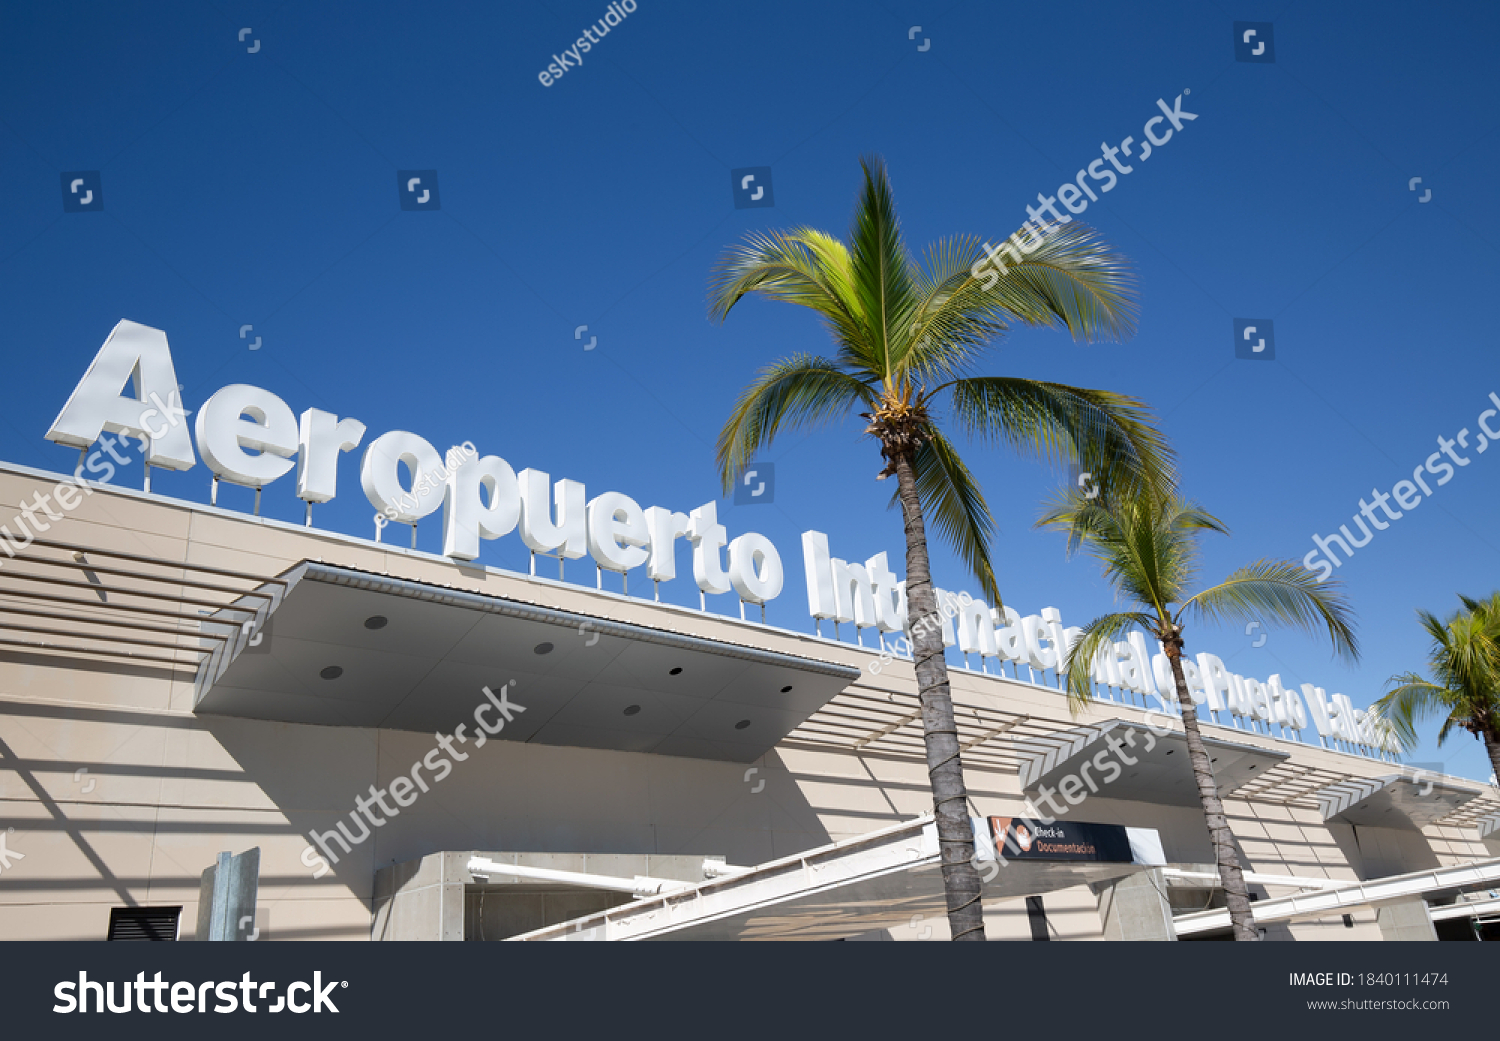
[534,642,554,655]
[320,666,343,680]
[780,685,793,693]
[623,705,641,716]
[669,667,683,675]
[734,719,751,730]
[364,616,388,630]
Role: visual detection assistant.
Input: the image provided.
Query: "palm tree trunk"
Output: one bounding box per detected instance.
[892,451,985,941]
[1483,728,1500,786]
[1163,634,1259,941]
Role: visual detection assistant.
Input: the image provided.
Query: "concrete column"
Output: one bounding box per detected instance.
[1094,868,1176,941]
[1374,898,1437,941]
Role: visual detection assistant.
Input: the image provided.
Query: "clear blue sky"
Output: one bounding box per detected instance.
[3,1,1498,780]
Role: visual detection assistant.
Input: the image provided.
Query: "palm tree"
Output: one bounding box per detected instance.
[1037,491,1358,941]
[709,155,1177,941]
[1373,593,1500,781]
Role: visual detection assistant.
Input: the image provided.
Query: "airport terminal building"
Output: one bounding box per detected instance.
[2,320,1499,942]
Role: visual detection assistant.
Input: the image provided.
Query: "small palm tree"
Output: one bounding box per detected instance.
[1373,593,1500,782]
[1038,491,1358,941]
[710,155,1177,941]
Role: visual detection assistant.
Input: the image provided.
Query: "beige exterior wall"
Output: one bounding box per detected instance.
[0,464,1494,940]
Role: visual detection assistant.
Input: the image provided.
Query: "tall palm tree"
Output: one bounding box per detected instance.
[1373,592,1500,781]
[1038,491,1358,941]
[709,155,1177,941]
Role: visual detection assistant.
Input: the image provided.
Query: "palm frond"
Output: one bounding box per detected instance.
[1036,492,1216,621]
[1436,711,1471,745]
[707,228,867,357]
[1036,490,1122,558]
[1170,503,1232,536]
[1108,500,1196,616]
[1438,611,1500,696]
[944,378,1176,506]
[892,427,1000,605]
[1181,560,1359,663]
[715,355,874,491]
[1372,675,1458,750]
[1061,612,1156,713]
[846,155,920,383]
[1374,595,1500,751]
[896,235,1012,384]
[978,219,1139,342]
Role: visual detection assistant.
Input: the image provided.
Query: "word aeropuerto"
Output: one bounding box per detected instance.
[1304,390,1499,581]
[971,92,1198,289]
[48,320,786,606]
[537,0,638,87]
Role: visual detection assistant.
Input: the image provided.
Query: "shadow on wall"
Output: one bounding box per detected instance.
[205,714,833,906]
[0,690,363,939]
[1327,821,1442,881]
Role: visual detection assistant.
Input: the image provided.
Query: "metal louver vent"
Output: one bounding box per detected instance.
[107,906,181,941]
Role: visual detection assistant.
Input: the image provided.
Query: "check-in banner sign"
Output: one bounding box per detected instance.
[989,817,1135,863]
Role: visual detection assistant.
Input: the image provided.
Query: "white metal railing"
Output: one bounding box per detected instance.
[1173,857,1500,935]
